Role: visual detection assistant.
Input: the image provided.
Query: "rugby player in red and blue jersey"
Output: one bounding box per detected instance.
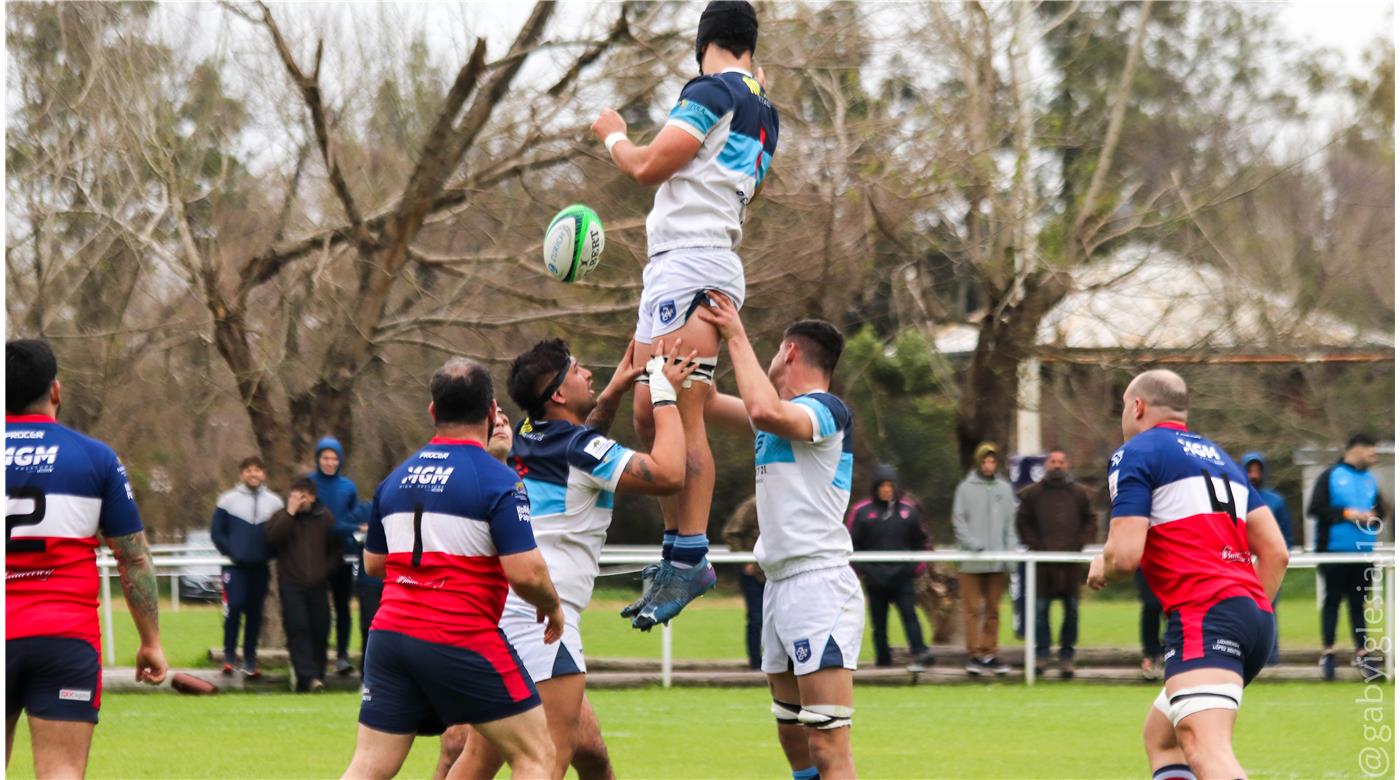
[6,339,168,777]
[343,358,563,780]
[1089,370,1289,780]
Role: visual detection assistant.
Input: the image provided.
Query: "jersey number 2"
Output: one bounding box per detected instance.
[6,486,47,553]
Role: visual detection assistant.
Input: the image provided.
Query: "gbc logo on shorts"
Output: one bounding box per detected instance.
[5,445,59,467]
[793,639,812,664]
[659,300,678,325]
[58,688,93,702]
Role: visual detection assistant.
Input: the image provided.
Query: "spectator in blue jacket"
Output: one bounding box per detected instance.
[1308,433,1386,680]
[211,455,283,676]
[1241,451,1294,665]
[308,436,360,675]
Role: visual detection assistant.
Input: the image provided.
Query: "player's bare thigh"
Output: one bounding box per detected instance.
[28,716,95,779]
[449,706,553,779]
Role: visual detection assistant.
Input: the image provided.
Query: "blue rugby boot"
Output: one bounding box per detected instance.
[620,562,666,619]
[632,559,717,630]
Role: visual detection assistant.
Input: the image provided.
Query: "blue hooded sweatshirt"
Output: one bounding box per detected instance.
[1239,452,1292,547]
[308,436,361,557]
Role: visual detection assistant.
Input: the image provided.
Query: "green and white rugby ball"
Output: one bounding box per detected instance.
[542,204,605,283]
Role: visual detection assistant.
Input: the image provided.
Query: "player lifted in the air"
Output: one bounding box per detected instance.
[450,339,696,779]
[6,339,168,777]
[1088,370,1289,780]
[591,0,778,629]
[698,295,861,780]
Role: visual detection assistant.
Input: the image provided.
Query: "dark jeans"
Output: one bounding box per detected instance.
[867,578,927,666]
[330,563,354,658]
[1136,569,1164,659]
[1034,596,1079,661]
[281,580,330,689]
[739,571,764,670]
[357,578,383,660]
[222,565,270,668]
[1321,562,1371,651]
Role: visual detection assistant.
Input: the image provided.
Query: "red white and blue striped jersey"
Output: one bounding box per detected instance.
[365,438,537,649]
[1109,422,1270,614]
[6,414,144,650]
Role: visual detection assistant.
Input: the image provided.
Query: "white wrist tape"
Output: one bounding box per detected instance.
[646,356,677,405]
[604,132,628,154]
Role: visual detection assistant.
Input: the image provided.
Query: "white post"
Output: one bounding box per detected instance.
[101,566,117,665]
[1024,560,1037,686]
[662,622,674,689]
[1387,564,1396,681]
[171,572,181,612]
[1015,358,1042,456]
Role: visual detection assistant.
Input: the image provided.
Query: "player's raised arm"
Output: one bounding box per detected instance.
[705,390,752,435]
[696,292,814,441]
[593,109,703,187]
[583,341,644,433]
[105,530,168,684]
[616,340,698,495]
[1245,505,1290,601]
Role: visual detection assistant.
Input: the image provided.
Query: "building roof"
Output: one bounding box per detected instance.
[934,245,1395,359]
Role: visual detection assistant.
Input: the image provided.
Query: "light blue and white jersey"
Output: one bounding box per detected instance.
[753,392,854,581]
[647,68,780,257]
[504,417,634,615]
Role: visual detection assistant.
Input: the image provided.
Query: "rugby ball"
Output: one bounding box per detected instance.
[543,204,605,282]
[171,672,218,695]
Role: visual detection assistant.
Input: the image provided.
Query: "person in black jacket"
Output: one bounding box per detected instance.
[210,456,283,677]
[265,477,342,692]
[847,465,934,671]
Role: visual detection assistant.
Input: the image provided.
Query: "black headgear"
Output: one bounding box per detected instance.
[7,339,57,414]
[696,1,758,73]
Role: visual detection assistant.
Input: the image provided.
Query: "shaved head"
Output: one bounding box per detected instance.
[1127,369,1189,413]
[1121,369,1188,441]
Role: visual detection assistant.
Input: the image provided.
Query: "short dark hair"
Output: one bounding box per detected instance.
[7,339,57,414]
[1347,433,1378,450]
[783,320,844,376]
[430,358,495,426]
[289,476,316,496]
[507,339,571,419]
[239,455,265,471]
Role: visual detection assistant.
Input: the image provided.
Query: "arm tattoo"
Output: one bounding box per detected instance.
[584,394,621,433]
[626,456,656,484]
[109,531,160,631]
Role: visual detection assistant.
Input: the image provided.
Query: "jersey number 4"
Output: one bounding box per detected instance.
[1199,468,1240,526]
[6,486,47,553]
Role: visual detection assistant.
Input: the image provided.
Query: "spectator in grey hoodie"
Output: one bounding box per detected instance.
[953,442,1018,676]
[210,455,283,676]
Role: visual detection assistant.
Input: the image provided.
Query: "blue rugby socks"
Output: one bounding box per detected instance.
[1151,764,1195,780]
[793,768,819,780]
[661,530,677,562]
[671,533,708,568]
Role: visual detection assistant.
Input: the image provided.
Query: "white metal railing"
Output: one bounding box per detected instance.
[97,548,1396,686]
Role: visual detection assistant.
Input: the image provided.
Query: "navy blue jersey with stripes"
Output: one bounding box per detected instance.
[648,68,780,255]
[507,417,634,615]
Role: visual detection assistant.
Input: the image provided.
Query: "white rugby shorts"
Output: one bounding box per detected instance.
[499,606,586,684]
[761,565,865,676]
[634,248,746,344]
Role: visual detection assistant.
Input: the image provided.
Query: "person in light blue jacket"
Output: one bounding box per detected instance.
[210,455,283,676]
[1307,433,1386,680]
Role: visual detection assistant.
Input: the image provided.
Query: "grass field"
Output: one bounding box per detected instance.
[7,683,1391,779]
[106,567,1384,669]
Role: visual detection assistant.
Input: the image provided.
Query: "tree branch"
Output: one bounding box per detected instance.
[256,2,367,238]
[1072,0,1153,245]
